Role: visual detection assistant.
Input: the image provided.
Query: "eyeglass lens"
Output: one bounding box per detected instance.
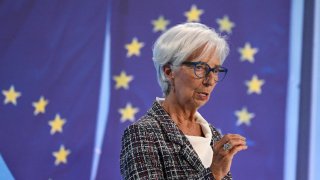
[194,63,226,81]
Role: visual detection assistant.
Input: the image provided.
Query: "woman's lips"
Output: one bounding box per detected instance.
[196,92,209,100]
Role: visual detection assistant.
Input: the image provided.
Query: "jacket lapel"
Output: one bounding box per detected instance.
[148,101,207,173]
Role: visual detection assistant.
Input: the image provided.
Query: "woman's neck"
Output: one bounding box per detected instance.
[161,95,204,136]
[162,94,196,123]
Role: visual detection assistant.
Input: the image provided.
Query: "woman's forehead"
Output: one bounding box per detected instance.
[186,47,220,64]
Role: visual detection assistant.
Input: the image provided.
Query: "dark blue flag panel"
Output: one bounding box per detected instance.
[0,0,108,179]
[97,0,290,180]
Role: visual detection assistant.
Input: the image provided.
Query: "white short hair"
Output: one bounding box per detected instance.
[152,22,230,96]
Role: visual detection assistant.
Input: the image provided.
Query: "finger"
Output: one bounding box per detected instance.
[219,134,246,144]
[224,134,246,141]
[229,144,248,156]
[218,135,246,150]
[228,138,247,147]
[220,143,240,153]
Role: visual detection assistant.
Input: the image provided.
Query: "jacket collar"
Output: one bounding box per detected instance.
[147,101,208,172]
[147,101,186,145]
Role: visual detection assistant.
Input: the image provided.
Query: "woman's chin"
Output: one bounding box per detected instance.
[194,98,209,108]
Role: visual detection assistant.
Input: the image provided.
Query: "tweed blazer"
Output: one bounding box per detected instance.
[120,101,232,180]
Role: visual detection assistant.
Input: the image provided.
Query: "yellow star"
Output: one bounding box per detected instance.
[125,37,144,57]
[52,145,71,166]
[184,5,204,22]
[235,107,255,126]
[113,71,133,89]
[152,15,170,32]
[245,74,265,94]
[238,42,259,63]
[216,15,235,33]
[118,103,139,122]
[48,114,66,135]
[32,96,49,115]
[2,85,21,105]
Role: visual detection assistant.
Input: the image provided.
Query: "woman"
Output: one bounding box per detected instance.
[120,22,247,180]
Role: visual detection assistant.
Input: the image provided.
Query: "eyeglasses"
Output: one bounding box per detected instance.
[181,61,228,82]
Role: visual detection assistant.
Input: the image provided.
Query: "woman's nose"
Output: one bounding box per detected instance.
[203,71,216,86]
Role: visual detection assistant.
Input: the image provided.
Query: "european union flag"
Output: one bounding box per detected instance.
[1,0,290,179]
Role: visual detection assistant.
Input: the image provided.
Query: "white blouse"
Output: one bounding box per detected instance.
[185,112,213,168]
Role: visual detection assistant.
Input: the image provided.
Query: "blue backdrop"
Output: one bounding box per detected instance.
[3,0,317,180]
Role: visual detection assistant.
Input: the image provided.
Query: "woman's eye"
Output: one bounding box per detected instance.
[195,65,205,70]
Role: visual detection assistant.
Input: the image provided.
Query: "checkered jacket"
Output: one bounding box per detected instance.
[120,101,232,180]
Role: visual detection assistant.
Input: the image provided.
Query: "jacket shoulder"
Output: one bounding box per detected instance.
[123,114,161,136]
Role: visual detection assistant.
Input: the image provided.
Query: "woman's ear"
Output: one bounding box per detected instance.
[163,64,176,92]
[163,64,174,80]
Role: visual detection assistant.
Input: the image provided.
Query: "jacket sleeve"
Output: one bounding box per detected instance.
[188,168,231,180]
[222,172,232,179]
[120,124,164,180]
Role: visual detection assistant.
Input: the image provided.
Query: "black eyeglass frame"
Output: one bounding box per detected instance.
[181,61,228,82]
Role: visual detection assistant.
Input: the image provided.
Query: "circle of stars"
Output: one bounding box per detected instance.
[117,3,267,145]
